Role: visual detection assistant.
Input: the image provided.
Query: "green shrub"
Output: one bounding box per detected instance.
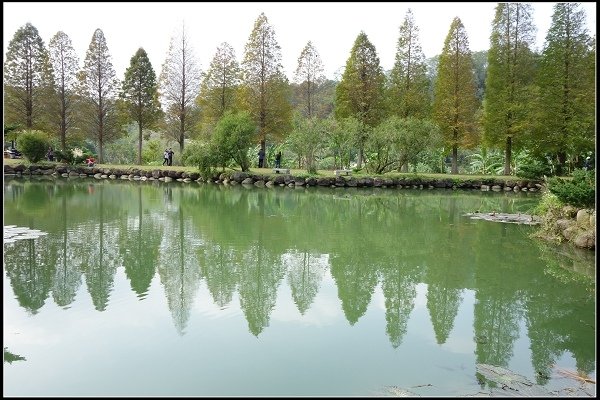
[54,149,74,164]
[547,169,595,208]
[516,158,552,180]
[531,191,563,216]
[142,139,162,165]
[17,130,50,162]
[212,111,255,171]
[181,141,205,167]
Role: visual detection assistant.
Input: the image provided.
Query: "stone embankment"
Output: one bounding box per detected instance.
[534,205,596,250]
[5,163,593,250]
[3,164,544,192]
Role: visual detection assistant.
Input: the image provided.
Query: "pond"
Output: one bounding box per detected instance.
[3,177,596,396]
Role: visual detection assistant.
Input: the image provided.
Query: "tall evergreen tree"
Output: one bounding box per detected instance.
[79,28,119,163]
[389,9,431,119]
[294,41,325,118]
[433,17,479,174]
[3,22,54,131]
[484,3,537,175]
[121,48,162,164]
[335,31,386,168]
[196,42,240,134]
[159,23,201,154]
[48,31,79,151]
[240,12,292,159]
[535,3,594,173]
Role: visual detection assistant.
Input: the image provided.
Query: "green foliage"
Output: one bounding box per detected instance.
[79,28,120,162]
[102,126,137,165]
[533,3,595,173]
[531,191,563,216]
[547,169,595,208]
[415,148,447,173]
[17,130,51,162]
[181,141,205,167]
[197,42,240,133]
[483,3,537,175]
[366,116,441,174]
[287,116,328,173]
[48,31,79,151]
[294,41,326,118]
[186,111,256,175]
[516,156,553,180]
[335,31,386,167]
[4,23,55,132]
[433,17,479,174]
[4,123,22,145]
[213,111,256,170]
[240,13,292,146]
[324,116,359,170]
[53,149,73,164]
[142,139,162,165]
[467,148,503,175]
[471,50,488,102]
[196,145,222,179]
[389,9,431,118]
[121,47,162,164]
[335,32,387,127]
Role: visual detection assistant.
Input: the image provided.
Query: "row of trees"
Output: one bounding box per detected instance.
[3,4,595,175]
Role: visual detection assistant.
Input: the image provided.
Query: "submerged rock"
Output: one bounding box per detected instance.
[463,212,541,225]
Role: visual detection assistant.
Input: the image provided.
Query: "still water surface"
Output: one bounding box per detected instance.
[3,177,595,396]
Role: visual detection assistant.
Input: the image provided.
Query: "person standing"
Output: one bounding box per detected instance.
[275,151,282,168]
[46,147,54,161]
[168,148,174,166]
[258,148,265,168]
[163,149,169,166]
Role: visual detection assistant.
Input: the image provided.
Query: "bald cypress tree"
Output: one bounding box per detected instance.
[534,3,594,174]
[484,3,537,175]
[389,9,430,119]
[48,31,79,151]
[240,12,292,159]
[159,23,202,154]
[4,22,54,132]
[335,31,386,168]
[294,41,325,118]
[79,28,119,163]
[197,42,240,135]
[121,48,162,165]
[433,17,478,174]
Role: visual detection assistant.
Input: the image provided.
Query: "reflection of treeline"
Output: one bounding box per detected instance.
[3,180,595,379]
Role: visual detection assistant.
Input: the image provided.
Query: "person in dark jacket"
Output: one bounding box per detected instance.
[258,148,265,168]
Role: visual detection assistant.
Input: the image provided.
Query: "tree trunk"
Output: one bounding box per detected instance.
[357,148,363,169]
[452,145,458,174]
[138,122,143,165]
[557,151,567,176]
[504,136,512,175]
[260,139,267,168]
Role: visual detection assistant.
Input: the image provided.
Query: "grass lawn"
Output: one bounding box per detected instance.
[3,158,524,181]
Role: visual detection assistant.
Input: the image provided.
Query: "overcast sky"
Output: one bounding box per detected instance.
[3,2,597,81]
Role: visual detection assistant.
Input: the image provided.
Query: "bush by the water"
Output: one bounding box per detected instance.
[516,157,553,180]
[547,169,595,208]
[184,111,256,178]
[17,130,51,162]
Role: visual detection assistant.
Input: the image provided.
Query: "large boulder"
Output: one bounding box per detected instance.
[573,230,595,250]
